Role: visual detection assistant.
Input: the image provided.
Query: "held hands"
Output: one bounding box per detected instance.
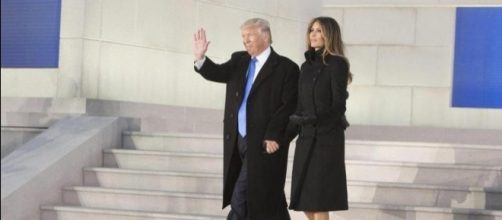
[263,140,280,154]
[193,28,210,61]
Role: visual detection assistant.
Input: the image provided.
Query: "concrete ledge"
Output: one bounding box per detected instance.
[1,127,46,159]
[1,97,222,134]
[86,99,222,134]
[0,97,87,114]
[1,116,137,220]
[346,125,502,146]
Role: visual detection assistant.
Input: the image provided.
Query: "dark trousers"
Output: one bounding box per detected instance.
[227,135,248,220]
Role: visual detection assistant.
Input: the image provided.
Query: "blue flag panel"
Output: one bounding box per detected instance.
[452,7,502,108]
[1,0,61,68]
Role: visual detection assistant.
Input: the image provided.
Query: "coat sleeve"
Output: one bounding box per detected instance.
[194,52,241,83]
[318,56,349,121]
[264,60,300,144]
[283,67,304,144]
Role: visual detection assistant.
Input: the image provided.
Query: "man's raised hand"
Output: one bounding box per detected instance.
[193,28,210,61]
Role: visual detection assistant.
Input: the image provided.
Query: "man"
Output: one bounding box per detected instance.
[193,18,299,220]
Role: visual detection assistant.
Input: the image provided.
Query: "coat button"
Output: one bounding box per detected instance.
[235,92,239,97]
[225,134,230,140]
[229,113,234,118]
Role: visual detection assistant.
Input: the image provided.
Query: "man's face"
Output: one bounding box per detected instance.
[241,26,269,57]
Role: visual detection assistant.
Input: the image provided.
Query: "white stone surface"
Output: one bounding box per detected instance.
[347,86,412,126]
[173,54,226,109]
[412,88,502,129]
[415,7,456,46]
[377,46,452,87]
[101,0,137,45]
[60,0,85,38]
[63,186,224,216]
[41,206,228,220]
[1,128,45,159]
[84,0,102,39]
[57,39,84,97]
[2,1,501,129]
[323,0,437,5]
[197,2,262,59]
[0,70,59,97]
[83,168,223,193]
[98,43,179,105]
[346,46,378,85]
[343,8,416,45]
[481,109,502,130]
[36,124,502,219]
[271,17,305,65]
[82,40,101,99]
[278,0,322,22]
[136,0,197,54]
[226,0,279,17]
[103,149,223,172]
[321,7,344,28]
[323,0,502,5]
[122,133,223,153]
[0,98,87,114]
[439,0,502,5]
[1,116,130,220]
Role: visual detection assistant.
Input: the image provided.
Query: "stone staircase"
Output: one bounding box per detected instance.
[41,132,502,220]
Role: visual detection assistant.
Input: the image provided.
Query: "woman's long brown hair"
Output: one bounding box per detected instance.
[306,16,353,83]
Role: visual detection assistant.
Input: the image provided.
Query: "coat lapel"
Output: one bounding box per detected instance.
[248,49,279,98]
[233,54,251,108]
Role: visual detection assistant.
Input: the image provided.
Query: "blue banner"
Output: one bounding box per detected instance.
[452,7,502,108]
[1,0,61,68]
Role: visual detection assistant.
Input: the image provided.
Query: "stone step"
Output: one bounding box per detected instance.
[348,181,502,210]
[65,176,502,211]
[348,140,502,166]
[122,132,502,165]
[332,203,502,220]
[122,132,223,153]
[347,160,502,188]
[40,206,226,220]
[84,168,502,210]
[39,204,502,220]
[103,149,502,188]
[62,186,225,216]
[103,149,223,173]
[83,168,223,194]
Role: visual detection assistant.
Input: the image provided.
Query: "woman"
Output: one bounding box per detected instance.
[289,16,352,220]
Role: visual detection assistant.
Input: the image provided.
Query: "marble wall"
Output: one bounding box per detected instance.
[80,0,321,109]
[1,0,501,129]
[322,3,502,129]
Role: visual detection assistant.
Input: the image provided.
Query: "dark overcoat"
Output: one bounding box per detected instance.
[195,48,299,219]
[289,49,349,211]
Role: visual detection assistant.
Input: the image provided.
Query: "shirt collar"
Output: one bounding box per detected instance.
[253,46,271,64]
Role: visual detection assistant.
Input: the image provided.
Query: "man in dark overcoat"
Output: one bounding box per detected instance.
[193,18,299,220]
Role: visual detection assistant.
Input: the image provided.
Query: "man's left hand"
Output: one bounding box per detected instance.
[263,140,279,154]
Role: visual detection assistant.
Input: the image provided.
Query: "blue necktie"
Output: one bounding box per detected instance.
[238,57,257,137]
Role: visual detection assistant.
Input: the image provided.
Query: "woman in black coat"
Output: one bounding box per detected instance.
[289,16,352,220]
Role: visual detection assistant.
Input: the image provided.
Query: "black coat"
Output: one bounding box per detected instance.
[195,48,299,219]
[289,49,349,211]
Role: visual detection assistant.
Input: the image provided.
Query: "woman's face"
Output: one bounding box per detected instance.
[309,21,324,50]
